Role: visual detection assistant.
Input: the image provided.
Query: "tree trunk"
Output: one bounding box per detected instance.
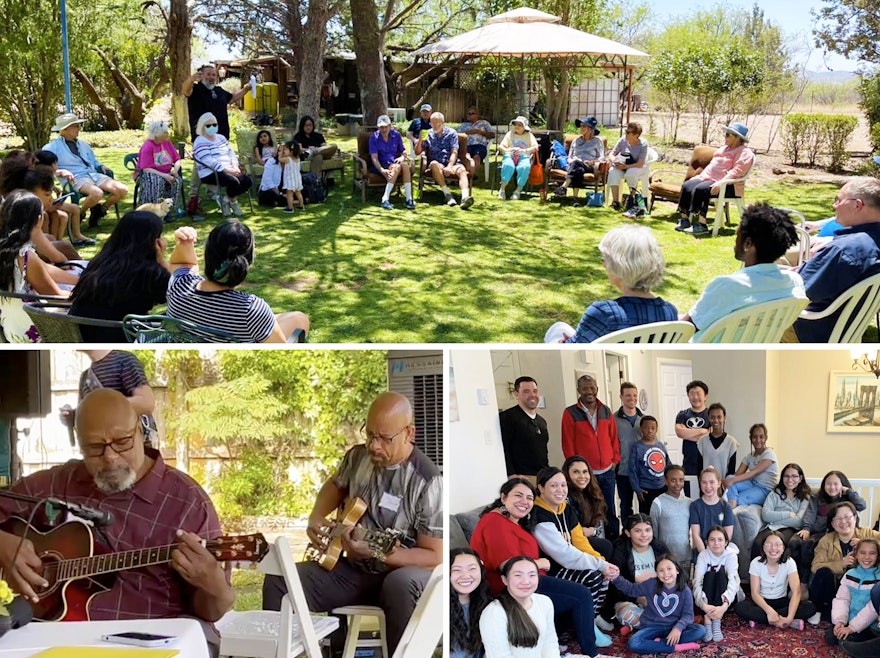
[72,67,122,129]
[297,0,331,124]
[95,47,147,128]
[350,0,387,125]
[168,0,192,144]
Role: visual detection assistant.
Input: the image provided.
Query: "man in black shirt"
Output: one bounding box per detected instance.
[498,376,549,483]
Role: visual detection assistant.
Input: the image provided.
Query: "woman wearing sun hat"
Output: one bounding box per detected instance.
[498,116,539,200]
[675,122,755,235]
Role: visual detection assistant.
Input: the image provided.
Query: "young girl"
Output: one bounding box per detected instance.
[478,556,559,657]
[723,422,779,509]
[612,555,703,654]
[693,525,741,642]
[451,548,491,658]
[279,141,304,212]
[254,131,284,207]
[752,462,811,561]
[736,531,818,628]
[689,467,734,554]
[826,538,880,647]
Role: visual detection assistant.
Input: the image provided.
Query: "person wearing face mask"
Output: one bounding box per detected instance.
[192,113,252,217]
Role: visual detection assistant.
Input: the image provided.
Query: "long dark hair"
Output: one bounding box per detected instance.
[254,130,274,152]
[295,115,317,141]
[449,548,490,655]
[0,190,44,290]
[561,455,607,527]
[654,554,687,593]
[818,470,854,505]
[70,211,168,307]
[497,556,540,647]
[773,462,811,501]
[481,477,537,532]
[204,220,254,287]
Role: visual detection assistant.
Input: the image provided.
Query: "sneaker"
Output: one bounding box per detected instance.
[687,222,709,235]
[611,201,622,211]
[229,199,244,217]
[461,195,474,209]
[622,209,636,219]
[445,194,457,206]
[595,616,614,632]
[554,185,567,197]
[215,195,231,217]
[88,204,107,228]
[498,188,506,200]
[572,201,582,208]
[807,612,821,625]
[790,619,805,631]
[511,189,520,201]
[405,198,416,210]
[381,200,393,210]
[674,217,691,232]
[283,207,295,213]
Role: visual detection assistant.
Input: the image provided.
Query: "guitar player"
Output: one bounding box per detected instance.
[262,391,443,656]
[0,389,234,656]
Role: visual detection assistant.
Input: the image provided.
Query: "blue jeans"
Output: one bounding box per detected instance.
[726,480,771,506]
[628,623,704,654]
[537,575,596,657]
[595,469,619,539]
[501,155,531,188]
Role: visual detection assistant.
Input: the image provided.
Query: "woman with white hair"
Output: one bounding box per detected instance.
[545,225,677,343]
[498,116,538,200]
[136,121,183,218]
[192,112,252,217]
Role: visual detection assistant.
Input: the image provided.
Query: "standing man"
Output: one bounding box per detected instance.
[674,380,710,497]
[613,382,643,525]
[262,392,442,656]
[498,377,549,482]
[561,375,620,538]
[183,64,250,202]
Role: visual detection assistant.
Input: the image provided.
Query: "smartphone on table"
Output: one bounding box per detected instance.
[100,632,177,647]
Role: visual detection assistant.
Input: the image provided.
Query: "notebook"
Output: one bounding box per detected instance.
[32,648,179,658]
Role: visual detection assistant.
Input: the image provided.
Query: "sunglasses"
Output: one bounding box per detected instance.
[206,123,218,127]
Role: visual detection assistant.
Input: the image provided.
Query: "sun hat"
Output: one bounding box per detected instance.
[420,103,432,112]
[574,116,600,134]
[721,122,750,142]
[376,114,391,127]
[510,115,531,131]
[52,113,87,131]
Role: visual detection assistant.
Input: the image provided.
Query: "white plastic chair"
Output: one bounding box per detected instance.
[708,156,756,237]
[638,147,659,197]
[391,564,443,658]
[217,536,339,658]
[774,207,811,268]
[332,605,388,658]
[590,320,696,344]
[692,297,809,343]
[797,271,880,343]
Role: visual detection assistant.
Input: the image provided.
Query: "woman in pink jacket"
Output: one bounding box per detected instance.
[675,122,755,236]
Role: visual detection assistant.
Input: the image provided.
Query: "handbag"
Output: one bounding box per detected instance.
[528,162,544,186]
[587,191,605,207]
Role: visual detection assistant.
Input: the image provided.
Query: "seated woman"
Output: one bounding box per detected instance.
[0,190,66,342]
[69,211,171,343]
[607,122,649,211]
[166,220,309,343]
[497,116,538,201]
[450,547,491,658]
[545,225,677,343]
[554,116,604,203]
[137,121,183,217]
[750,462,811,561]
[675,122,755,235]
[192,112,252,217]
[294,115,338,179]
[562,456,613,559]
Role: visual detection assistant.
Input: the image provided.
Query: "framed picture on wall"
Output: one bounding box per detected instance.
[827,372,880,433]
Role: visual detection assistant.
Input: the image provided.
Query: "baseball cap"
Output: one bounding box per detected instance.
[420,103,432,112]
[376,114,391,127]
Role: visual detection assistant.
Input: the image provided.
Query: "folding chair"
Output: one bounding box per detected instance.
[390,564,443,658]
[23,303,123,343]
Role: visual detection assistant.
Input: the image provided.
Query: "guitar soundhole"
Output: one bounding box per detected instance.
[36,554,63,596]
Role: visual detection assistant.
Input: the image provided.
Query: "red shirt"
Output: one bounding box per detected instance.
[469,510,544,596]
[2,449,225,620]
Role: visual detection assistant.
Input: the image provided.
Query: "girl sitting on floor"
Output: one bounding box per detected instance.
[826,538,880,647]
[693,525,741,642]
[451,547,491,658]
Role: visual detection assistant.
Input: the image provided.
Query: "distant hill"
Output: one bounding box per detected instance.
[805,70,858,84]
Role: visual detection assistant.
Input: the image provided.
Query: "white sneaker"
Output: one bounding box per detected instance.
[511,188,521,200]
[214,195,231,217]
[498,188,506,200]
[445,194,457,206]
[228,199,244,217]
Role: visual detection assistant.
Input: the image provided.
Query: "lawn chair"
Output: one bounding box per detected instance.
[0,290,70,343]
[692,297,809,343]
[590,320,696,344]
[187,150,254,216]
[351,130,415,203]
[796,271,880,343]
[775,207,811,268]
[122,314,307,344]
[390,563,443,658]
[544,134,609,200]
[416,133,474,200]
[22,303,124,343]
[124,152,188,215]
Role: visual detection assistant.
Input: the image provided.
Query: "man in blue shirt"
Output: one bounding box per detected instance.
[416,112,473,208]
[369,115,415,210]
[792,177,880,342]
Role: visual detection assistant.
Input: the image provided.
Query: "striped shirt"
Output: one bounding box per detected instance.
[566,296,678,343]
[166,269,275,343]
[192,135,238,178]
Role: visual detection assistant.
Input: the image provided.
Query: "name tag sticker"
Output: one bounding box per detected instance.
[379,492,402,513]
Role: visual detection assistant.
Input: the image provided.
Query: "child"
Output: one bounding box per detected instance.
[34,149,93,246]
[254,131,285,207]
[724,422,778,509]
[450,548,491,658]
[629,416,668,515]
[650,464,692,576]
[826,538,880,647]
[612,554,703,654]
[674,380,710,496]
[693,525,741,642]
[279,141,304,212]
[689,467,734,554]
[696,403,738,479]
[735,531,819,628]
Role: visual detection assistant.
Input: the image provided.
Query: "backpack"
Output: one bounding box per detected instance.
[551,139,568,169]
[623,192,648,218]
[302,173,327,204]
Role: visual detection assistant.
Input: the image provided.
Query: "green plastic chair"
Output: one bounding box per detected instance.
[22,304,123,343]
[122,313,307,344]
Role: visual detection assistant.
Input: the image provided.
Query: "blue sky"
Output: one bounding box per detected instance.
[647,0,862,71]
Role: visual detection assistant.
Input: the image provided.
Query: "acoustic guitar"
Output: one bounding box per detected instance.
[0,517,268,622]
[303,497,402,571]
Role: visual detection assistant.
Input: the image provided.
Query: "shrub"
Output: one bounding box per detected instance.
[860,72,880,152]
[781,113,810,165]
[781,113,857,170]
[821,115,858,172]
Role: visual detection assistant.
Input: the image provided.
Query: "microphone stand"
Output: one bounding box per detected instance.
[0,489,112,526]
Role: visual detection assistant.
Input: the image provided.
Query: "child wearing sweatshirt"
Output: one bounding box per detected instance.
[826,538,880,647]
[629,416,668,515]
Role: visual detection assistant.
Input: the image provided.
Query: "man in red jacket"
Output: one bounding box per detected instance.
[561,374,621,538]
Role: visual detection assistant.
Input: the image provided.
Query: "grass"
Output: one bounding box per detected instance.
[73,139,844,343]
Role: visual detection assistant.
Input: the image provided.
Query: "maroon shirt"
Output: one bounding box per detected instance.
[2,449,225,620]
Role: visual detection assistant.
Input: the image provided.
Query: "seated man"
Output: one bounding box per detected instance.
[554,116,604,202]
[0,390,234,653]
[459,106,495,175]
[43,114,128,228]
[682,203,806,338]
[416,112,473,209]
[262,391,442,656]
[405,103,432,153]
[369,114,415,211]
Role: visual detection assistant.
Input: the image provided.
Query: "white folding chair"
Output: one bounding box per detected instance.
[693,297,808,343]
[391,564,443,658]
[332,605,388,658]
[217,536,339,658]
[590,320,695,344]
[798,271,880,343]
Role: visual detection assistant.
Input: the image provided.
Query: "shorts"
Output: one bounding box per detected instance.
[430,161,467,176]
[74,173,112,191]
[467,144,488,161]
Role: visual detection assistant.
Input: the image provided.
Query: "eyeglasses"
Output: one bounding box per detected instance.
[833,514,856,522]
[359,423,410,444]
[782,473,801,479]
[834,196,861,207]
[82,426,138,458]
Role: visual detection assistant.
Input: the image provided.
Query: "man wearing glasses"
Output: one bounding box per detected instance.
[791,176,880,342]
[263,391,442,656]
[0,389,234,650]
[459,106,495,176]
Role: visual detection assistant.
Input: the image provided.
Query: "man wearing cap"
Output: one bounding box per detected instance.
[554,116,604,203]
[369,115,415,210]
[406,103,433,151]
[417,112,473,209]
[459,107,495,175]
[43,114,129,227]
[676,122,754,236]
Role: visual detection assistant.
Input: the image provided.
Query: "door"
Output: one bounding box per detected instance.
[657,359,693,468]
[604,352,628,406]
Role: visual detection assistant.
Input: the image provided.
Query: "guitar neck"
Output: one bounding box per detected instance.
[57,542,212,582]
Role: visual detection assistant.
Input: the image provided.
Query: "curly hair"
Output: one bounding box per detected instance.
[449,548,491,656]
[0,190,44,291]
[561,455,608,528]
[481,477,537,533]
[739,203,798,263]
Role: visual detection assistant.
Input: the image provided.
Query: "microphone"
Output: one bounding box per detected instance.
[46,498,113,527]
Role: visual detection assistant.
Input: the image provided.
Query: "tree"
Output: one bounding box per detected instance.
[814,0,880,65]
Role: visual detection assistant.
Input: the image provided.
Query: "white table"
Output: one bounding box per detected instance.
[0,618,209,658]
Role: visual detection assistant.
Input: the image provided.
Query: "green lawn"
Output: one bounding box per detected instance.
[78,141,842,343]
